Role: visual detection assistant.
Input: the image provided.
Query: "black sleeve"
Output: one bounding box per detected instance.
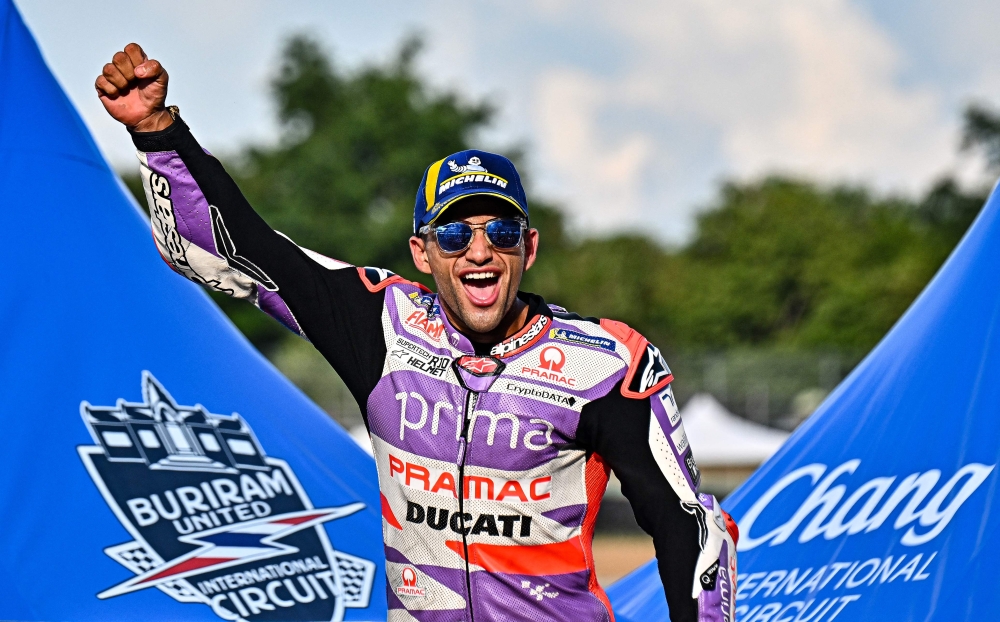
[131,119,387,410]
[576,381,701,622]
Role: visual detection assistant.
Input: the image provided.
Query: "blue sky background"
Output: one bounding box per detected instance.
[17,0,1000,241]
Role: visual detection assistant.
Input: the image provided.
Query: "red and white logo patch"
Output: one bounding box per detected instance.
[538,346,565,372]
[520,346,576,387]
[455,355,504,376]
[404,309,445,341]
[396,566,426,598]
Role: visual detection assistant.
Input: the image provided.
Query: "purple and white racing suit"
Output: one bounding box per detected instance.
[130,118,738,622]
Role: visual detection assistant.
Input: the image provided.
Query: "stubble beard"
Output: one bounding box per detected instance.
[435,271,522,337]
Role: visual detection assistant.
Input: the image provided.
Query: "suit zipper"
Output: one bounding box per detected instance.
[457,389,478,622]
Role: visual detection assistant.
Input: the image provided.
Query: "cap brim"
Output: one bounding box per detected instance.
[426,189,527,226]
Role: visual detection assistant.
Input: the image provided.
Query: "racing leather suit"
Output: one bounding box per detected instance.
[130,118,738,622]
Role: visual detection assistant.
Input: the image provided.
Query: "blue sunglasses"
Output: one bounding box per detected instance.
[421,218,526,254]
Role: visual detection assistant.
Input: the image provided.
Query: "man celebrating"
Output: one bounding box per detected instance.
[96,43,738,622]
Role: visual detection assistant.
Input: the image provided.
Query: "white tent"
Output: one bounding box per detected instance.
[681,393,789,466]
[679,393,789,495]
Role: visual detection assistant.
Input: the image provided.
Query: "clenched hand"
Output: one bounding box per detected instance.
[95,43,172,133]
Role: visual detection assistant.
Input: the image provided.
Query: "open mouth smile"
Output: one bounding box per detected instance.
[460,270,501,307]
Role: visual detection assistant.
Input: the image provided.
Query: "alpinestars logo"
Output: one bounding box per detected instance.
[628,343,672,394]
[455,355,504,376]
[78,372,376,621]
[491,316,549,357]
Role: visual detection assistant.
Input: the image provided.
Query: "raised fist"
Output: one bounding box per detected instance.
[95,43,172,132]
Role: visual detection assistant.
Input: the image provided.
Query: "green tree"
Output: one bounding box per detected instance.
[529,172,986,357]
[672,179,938,351]
[215,35,487,350]
[236,36,488,275]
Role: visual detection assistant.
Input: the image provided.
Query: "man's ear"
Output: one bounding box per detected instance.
[523,228,540,271]
[409,235,433,275]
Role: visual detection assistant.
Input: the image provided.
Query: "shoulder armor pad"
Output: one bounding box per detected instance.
[358,266,406,292]
[599,319,673,398]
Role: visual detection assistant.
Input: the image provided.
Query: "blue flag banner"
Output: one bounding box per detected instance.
[0,1,386,620]
[608,194,1000,616]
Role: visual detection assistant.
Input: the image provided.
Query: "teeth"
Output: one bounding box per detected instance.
[464,272,497,281]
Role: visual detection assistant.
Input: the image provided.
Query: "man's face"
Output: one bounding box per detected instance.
[409,197,539,337]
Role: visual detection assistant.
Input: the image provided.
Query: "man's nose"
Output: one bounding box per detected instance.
[464,228,493,264]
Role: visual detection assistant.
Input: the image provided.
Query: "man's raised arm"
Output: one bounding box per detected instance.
[96,44,389,403]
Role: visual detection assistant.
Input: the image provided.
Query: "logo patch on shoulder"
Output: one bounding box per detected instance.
[78,373,375,621]
[548,328,616,351]
[519,346,577,387]
[404,308,446,341]
[627,343,672,396]
[358,266,402,292]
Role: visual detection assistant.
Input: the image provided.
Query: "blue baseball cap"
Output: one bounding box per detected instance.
[414,149,529,233]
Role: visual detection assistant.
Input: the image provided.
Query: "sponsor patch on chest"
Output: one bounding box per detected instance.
[390,337,450,377]
[518,345,576,387]
[548,328,615,351]
[388,454,551,503]
[403,308,445,341]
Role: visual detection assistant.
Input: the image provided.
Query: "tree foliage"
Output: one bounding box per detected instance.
[236,36,488,275]
[526,177,983,356]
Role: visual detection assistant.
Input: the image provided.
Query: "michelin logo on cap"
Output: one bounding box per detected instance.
[447,157,487,173]
[437,165,509,195]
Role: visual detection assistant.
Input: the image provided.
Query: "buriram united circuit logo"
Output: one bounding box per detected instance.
[77,373,376,621]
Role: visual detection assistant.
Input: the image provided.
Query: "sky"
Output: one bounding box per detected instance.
[15,0,1000,242]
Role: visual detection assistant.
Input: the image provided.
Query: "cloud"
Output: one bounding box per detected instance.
[533,69,654,230]
[519,0,959,238]
[921,0,1000,95]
